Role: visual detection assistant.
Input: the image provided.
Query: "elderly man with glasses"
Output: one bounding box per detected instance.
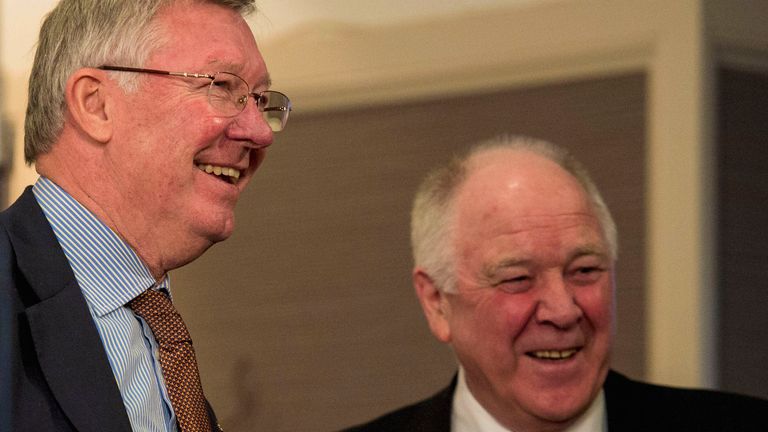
[0,1,290,431]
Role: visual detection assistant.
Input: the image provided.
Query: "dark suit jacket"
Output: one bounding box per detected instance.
[0,187,219,432]
[343,370,768,431]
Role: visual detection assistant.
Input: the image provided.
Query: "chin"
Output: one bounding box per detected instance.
[207,224,235,243]
[210,230,233,244]
[199,211,236,241]
[536,403,587,424]
[184,224,235,255]
[525,387,595,424]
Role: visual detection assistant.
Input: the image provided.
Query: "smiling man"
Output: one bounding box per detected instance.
[0,1,290,431]
[344,136,767,432]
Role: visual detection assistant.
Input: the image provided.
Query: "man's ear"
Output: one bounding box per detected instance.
[413,268,452,343]
[65,68,113,143]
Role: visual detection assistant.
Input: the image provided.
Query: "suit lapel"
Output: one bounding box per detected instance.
[603,370,637,431]
[25,285,133,432]
[420,377,455,432]
[8,188,132,432]
[403,375,455,432]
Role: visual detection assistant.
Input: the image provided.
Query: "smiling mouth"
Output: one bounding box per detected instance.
[527,349,580,360]
[197,163,241,184]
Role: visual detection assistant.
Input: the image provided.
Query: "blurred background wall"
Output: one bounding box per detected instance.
[1,1,766,431]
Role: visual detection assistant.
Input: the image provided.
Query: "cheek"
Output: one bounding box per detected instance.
[575,282,614,331]
[500,295,538,338]
[136,93,223,146]
[468,293,536,346]
[165,115,221,147]
[134,120,223,176]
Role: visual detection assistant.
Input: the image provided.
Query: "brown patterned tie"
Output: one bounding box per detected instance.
[128,289,213,432]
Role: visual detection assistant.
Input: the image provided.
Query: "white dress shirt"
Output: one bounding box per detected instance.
[452,367,606,432]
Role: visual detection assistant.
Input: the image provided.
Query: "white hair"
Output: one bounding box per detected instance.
[411,135,618,293]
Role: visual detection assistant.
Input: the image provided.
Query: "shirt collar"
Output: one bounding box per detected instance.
[452,367,606,432]
[33,176,169,316]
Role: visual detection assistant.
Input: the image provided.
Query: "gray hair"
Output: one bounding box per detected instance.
[411,135,618,293]
[24,0,256,163]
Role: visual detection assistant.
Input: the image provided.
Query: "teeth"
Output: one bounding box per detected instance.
[197,164,241,181]
[531,349,578,360]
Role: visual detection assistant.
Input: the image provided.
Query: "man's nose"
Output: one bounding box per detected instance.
[226,97,274,149]
[534,275,583,329]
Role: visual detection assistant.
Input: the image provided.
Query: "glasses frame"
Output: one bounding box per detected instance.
[98,65,291,132]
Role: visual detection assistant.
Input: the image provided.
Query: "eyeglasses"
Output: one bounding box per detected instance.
[98,65,291,132]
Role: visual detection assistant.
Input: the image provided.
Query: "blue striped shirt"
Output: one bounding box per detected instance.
[33,176,177,432]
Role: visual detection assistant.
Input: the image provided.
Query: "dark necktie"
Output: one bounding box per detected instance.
[128,289,213,432]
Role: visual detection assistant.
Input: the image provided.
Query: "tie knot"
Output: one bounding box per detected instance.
[128,288,171,312]
[128,289,191,344]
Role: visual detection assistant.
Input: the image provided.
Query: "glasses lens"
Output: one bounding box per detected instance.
[259,91,292,132]
[208,74,291,132]
[208,72,248,117]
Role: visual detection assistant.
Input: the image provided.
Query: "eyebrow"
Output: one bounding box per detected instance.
[567,245,609,262]
[482,258,530,279]
[482,245,608,276]
[205,60,272,88]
